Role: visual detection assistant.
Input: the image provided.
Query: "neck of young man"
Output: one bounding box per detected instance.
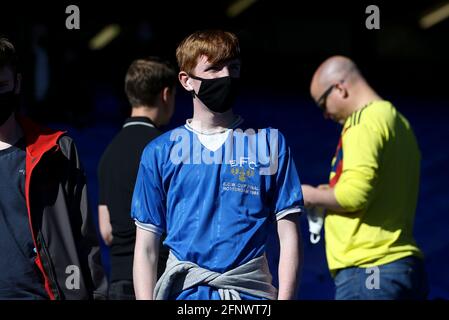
[191,100,238,133]
[130,105,162,128]
[0,113,23,150]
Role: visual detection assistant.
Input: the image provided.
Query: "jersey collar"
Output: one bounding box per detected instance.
[123,116,157,129]
[185,116,244,135]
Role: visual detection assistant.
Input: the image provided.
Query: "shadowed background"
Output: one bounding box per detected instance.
[1,0,448,299]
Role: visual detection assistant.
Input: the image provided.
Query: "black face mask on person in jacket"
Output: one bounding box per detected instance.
[189,74,240,114]
[0,81,19,126]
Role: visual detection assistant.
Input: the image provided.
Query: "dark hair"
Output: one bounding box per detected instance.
[0,37,18,72]
[124,57,177,108]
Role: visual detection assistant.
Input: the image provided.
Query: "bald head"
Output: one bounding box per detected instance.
[310,56,361,100]
[309,56,381,124]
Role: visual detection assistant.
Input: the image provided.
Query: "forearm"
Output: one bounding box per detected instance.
[133,228,160,300]
[302,185,345,212]
[278,239,300,299]
[311,188,343,211]
[277,215,301,300]
[98,205,113,245]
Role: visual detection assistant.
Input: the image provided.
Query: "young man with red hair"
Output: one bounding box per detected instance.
[132,30,304,300]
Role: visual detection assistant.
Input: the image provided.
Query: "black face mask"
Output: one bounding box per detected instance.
[189,75,240,113]
[0,89,19,126]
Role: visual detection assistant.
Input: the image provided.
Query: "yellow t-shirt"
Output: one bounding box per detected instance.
[326,100,423,273]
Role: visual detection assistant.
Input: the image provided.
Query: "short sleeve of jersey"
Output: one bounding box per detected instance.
[131,144,166,235]
[271,131,304,220]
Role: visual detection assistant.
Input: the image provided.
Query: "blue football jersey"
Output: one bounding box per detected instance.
[131,117,304,299]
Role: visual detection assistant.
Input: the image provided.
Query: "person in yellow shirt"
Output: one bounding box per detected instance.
[302,56,428,300]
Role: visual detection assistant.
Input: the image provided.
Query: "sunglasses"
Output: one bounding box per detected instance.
[316,85,335,111]
[315,80,345,111]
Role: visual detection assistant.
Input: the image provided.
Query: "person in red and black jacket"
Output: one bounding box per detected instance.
[0,37,107,300]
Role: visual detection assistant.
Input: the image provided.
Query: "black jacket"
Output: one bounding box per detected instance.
[19,116,107,299]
